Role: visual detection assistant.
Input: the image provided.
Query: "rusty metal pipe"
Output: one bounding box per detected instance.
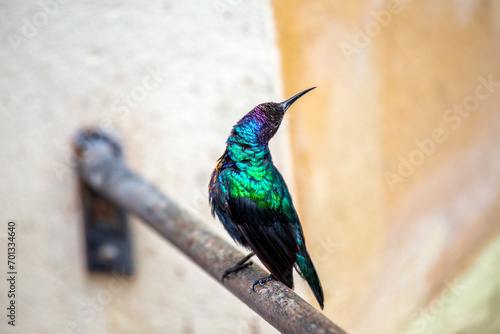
[73,128,348,334]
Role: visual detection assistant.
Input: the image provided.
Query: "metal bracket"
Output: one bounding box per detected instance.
[77,130,133,275]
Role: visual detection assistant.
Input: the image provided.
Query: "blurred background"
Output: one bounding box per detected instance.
[1,0,500,333]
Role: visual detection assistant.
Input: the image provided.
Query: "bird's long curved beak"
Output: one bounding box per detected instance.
[279,87,316,112]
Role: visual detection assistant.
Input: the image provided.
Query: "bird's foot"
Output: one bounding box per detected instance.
[252,275,275,292]
[222,252,254,282]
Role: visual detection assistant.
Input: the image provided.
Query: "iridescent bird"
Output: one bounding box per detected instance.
[209,87,324,309]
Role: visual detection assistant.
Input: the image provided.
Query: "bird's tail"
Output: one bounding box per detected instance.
[295,240,325,310]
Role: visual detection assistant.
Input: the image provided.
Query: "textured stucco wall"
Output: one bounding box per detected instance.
[0,1,289,333]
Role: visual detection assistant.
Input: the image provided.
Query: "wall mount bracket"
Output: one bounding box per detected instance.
[76,129,133,275]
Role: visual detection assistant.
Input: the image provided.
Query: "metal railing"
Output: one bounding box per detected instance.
[73,128,348,334]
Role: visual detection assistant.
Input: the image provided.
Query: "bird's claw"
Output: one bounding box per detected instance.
[221,252,255,283]
[222,261,253,282]
[252,275,274,292]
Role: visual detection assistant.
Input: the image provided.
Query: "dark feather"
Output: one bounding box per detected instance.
[228,196,298,288]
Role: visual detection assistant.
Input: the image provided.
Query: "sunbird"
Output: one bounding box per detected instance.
[209,87,324,309]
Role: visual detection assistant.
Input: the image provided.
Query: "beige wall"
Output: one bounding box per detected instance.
[272,0,500,333]
[0,1,286,333]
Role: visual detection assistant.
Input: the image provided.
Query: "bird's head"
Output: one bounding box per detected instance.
[237,87,316,144]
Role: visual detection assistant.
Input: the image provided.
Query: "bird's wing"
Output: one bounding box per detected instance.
[225,170,299,289]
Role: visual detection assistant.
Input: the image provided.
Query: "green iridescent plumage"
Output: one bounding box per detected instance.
[209,88,324,309]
